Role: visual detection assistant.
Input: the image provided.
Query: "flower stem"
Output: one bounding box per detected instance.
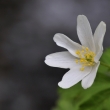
[100,62,110,68]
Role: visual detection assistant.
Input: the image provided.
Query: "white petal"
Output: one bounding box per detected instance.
[81,62,100,89]
[58,66,92,89]
[94,50,103,63]
[77,15,95,52]
[53,33,82,57]
[45,51,78,69]
[94,21,106,62]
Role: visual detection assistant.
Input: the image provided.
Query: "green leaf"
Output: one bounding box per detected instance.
[79,88,110,110]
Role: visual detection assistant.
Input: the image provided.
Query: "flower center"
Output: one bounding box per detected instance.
[75,47,95,71]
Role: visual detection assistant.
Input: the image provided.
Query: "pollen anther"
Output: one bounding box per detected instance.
[75,46,95,71]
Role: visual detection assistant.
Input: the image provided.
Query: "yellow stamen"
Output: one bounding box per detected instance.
[75,46,95,71]
[80,67,85,71]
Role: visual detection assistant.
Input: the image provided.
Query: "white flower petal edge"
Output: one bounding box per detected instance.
[45,51,78,69]
[45,15,106,89]
[81,62,100,89]
[53,33,82,58]
[94,21,106,62]
[58,66,92,89]
[77,15,95,52]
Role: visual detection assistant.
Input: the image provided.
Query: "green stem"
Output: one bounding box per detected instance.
[100,62,110,68]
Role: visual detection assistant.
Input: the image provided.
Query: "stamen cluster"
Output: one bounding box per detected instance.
[75,47,95,71]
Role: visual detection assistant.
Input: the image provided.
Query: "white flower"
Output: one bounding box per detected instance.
[45,15,106,89]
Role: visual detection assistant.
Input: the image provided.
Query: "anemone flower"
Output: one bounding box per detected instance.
[45,15,106,89]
